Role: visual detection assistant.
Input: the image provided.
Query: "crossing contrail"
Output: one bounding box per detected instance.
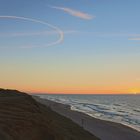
[0,15,64,48]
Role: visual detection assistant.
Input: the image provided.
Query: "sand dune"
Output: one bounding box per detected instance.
[0,89,99,140]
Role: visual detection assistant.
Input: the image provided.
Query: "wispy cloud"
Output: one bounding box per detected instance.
[0,30,77,37]
[128,38,140,41]
[49,5,95,20]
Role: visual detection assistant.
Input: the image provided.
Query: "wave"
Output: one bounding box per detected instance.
[38,94,140,132]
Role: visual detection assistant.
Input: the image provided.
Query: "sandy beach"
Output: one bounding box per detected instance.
[34,96,140,140]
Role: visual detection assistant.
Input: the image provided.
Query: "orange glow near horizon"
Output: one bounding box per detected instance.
[9,86,139,94]
[0,53,140,95]
[1,75,140,94]
[0,85,140,94]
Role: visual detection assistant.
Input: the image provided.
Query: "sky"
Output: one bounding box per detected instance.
[0,0,140,94]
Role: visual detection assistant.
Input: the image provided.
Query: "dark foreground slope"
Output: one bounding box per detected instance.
[0,89,99,140]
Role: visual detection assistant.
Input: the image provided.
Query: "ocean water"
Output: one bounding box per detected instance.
[37,94,140,131]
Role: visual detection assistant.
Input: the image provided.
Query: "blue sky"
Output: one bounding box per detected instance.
[0,0,140,93]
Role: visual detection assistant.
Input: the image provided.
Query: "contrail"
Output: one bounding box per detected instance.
[0,15,64,48]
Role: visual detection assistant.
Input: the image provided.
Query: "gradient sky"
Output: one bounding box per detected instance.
[0,0,140,94]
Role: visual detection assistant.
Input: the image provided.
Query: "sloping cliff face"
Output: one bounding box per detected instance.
[0,89,99,140]
[0,89,54,140]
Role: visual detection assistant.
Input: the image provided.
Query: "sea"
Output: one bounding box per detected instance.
[37,94,140,132]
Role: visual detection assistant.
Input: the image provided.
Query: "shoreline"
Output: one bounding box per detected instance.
[70,106,140,133]
[33,96,140,140]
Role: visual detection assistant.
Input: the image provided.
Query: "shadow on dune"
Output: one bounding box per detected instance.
[0,89,99,140]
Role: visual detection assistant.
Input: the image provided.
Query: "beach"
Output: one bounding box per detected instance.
[33,96,140,140]
[0,88,140,140]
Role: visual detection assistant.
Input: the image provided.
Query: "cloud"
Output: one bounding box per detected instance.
[128,38,140,41]
[0,15,64,49]
[49,5,95,20]
[0,30,77,37]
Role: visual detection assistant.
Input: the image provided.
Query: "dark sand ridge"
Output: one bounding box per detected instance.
[33,96,140,140]
[0,89,99,140]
